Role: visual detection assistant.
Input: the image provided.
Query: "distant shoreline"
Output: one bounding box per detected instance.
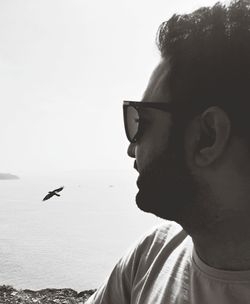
[0,173,19,180]
[0,285,96,303]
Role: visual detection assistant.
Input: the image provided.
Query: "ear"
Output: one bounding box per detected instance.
[189,106,231,167]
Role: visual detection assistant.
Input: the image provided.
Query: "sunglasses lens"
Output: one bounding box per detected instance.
[127,106,139,142]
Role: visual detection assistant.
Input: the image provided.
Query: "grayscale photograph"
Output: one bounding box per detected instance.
[0,0,250,303]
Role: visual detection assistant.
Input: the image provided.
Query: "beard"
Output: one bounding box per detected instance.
[135,123,200,226]
[135,119,222,235]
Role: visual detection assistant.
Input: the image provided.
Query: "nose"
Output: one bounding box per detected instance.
[127,143,136,158]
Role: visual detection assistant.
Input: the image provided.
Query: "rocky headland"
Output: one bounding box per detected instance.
[0,285,96,303]
[0,173,19,180]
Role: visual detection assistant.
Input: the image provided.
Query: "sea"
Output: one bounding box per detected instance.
[0,170,163,291]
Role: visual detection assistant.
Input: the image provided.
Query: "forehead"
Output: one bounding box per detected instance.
[142,59,170,103]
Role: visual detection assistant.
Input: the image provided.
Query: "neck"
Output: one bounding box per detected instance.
[189,211,250,271]
[184,154,250,271]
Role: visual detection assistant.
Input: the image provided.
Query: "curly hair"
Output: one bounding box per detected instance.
[156,0,250,138]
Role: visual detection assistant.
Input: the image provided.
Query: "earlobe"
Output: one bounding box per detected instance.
[195,107,231,167]
[195,146,217,167]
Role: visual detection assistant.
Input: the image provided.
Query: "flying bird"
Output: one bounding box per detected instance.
[43,186,64,201]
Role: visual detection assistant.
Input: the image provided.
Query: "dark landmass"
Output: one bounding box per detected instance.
[0,173,19,180]
[0,285,96,303]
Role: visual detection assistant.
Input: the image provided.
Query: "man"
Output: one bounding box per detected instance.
[86,1,250,303]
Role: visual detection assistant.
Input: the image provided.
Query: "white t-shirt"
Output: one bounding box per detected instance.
[85,221,250,303]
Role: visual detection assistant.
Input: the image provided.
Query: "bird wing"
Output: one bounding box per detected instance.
[54,186,64,193]
[43,192,54,201]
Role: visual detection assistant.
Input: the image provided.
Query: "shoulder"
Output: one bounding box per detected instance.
[119,220,188,278]
[85,221,189,304]
[133,220,185,254]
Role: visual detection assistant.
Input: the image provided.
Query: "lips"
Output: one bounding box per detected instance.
[136,174,142,189]
[128,144,136,157]
[134,161,141,188]
[136,178,140,188]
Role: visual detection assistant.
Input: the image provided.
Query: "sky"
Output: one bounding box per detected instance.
[0,0,220,174]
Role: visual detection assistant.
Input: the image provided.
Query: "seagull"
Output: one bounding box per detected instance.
[43,186,64,201]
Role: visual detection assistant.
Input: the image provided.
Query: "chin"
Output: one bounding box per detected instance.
[134,139,199,223]
[135,188,177,221]
[135,190,151,213]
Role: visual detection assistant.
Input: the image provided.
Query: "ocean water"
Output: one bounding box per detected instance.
[0,170,163,291]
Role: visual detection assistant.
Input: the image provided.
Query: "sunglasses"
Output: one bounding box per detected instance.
[123,100,175,143]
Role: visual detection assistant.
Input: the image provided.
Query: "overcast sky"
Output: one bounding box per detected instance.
[0,0,219,173]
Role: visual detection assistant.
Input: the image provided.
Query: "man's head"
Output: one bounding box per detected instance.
[125,0,250,234]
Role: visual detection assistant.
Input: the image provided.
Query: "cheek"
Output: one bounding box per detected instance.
[136,124,171,172]
[135,111,173,172]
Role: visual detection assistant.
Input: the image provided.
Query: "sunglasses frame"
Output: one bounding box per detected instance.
[123,100,175,143]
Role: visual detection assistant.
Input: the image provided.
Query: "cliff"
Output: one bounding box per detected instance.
[0,285,96,303]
